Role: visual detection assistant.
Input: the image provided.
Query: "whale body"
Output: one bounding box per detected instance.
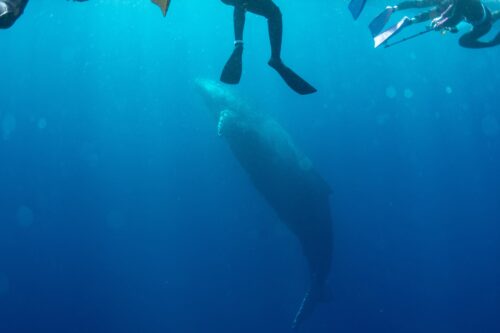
[195,78,333,329]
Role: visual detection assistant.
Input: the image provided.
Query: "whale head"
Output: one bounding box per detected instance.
[194,78,249,121]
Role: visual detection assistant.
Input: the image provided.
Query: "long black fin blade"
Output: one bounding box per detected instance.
[220,47,243,84]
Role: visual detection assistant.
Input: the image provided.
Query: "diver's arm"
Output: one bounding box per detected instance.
[439,0,469,27]
[412,8,436,22]
[397,0,440,10]
[431,1,464,30]
[234,6,246,42]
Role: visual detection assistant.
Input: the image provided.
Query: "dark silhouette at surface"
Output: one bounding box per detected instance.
[0,0,87,29]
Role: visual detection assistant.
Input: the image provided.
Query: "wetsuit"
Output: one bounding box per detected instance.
[396,0,452,23]
[0,0,28,29]
[220,0,316,94]
[221,0,283,63]
[0,0,87,29]
[369,0,457,42]
[435,0,500,48]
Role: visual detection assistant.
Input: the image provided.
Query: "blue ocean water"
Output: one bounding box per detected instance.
[1,1,499,332]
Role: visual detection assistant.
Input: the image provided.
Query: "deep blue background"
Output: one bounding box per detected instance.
[1,1,499,332]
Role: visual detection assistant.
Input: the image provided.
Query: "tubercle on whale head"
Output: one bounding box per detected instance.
[194,78,249,120]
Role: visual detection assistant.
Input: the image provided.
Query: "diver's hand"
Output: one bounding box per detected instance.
[431,16,448,31]
[431,17,458,34]
[387,5,398,13]
[431,3,455,31]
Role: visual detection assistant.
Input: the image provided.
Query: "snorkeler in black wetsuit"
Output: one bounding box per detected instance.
[432,0,500,48]
[220,0,316,95]
[370,0,456,37]
[0,0,28,28]
[391,0,452,24]
[0,0,87,29]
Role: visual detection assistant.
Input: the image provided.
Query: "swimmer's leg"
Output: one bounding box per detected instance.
[459,22,500,48]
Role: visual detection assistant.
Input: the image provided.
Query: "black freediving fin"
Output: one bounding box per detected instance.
[220,45,243,84]
[374,16,412,48]
[348,0,367,20]
[369,6,396,37]
[268,59,317,95]
[151,0,172,17]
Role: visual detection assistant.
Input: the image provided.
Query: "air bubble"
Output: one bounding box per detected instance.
[404,89,414,99]
[38,118,47,130]
[482,115,499,138]
[17,205,34,228]
[385,86,397,99]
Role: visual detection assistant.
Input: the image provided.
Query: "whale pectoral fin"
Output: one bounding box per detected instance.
[217,110,232,137]
[217,119,224,137]
[292,290,314,331]
[292,284,332,330]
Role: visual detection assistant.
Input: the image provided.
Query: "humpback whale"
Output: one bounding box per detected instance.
[195,78,333,330]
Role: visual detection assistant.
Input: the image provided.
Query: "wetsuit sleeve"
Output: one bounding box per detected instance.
[440,0,469,27]
[397,0,439,10]
[233,6,246,41]
[412,5,444,22]
[413,9,435,22]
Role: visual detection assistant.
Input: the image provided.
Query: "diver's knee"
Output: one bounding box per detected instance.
[273,6,282,20]
[458,37,468,48]
[492,33,500,46]
[458,35,473,48]
[265,3,282,20]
